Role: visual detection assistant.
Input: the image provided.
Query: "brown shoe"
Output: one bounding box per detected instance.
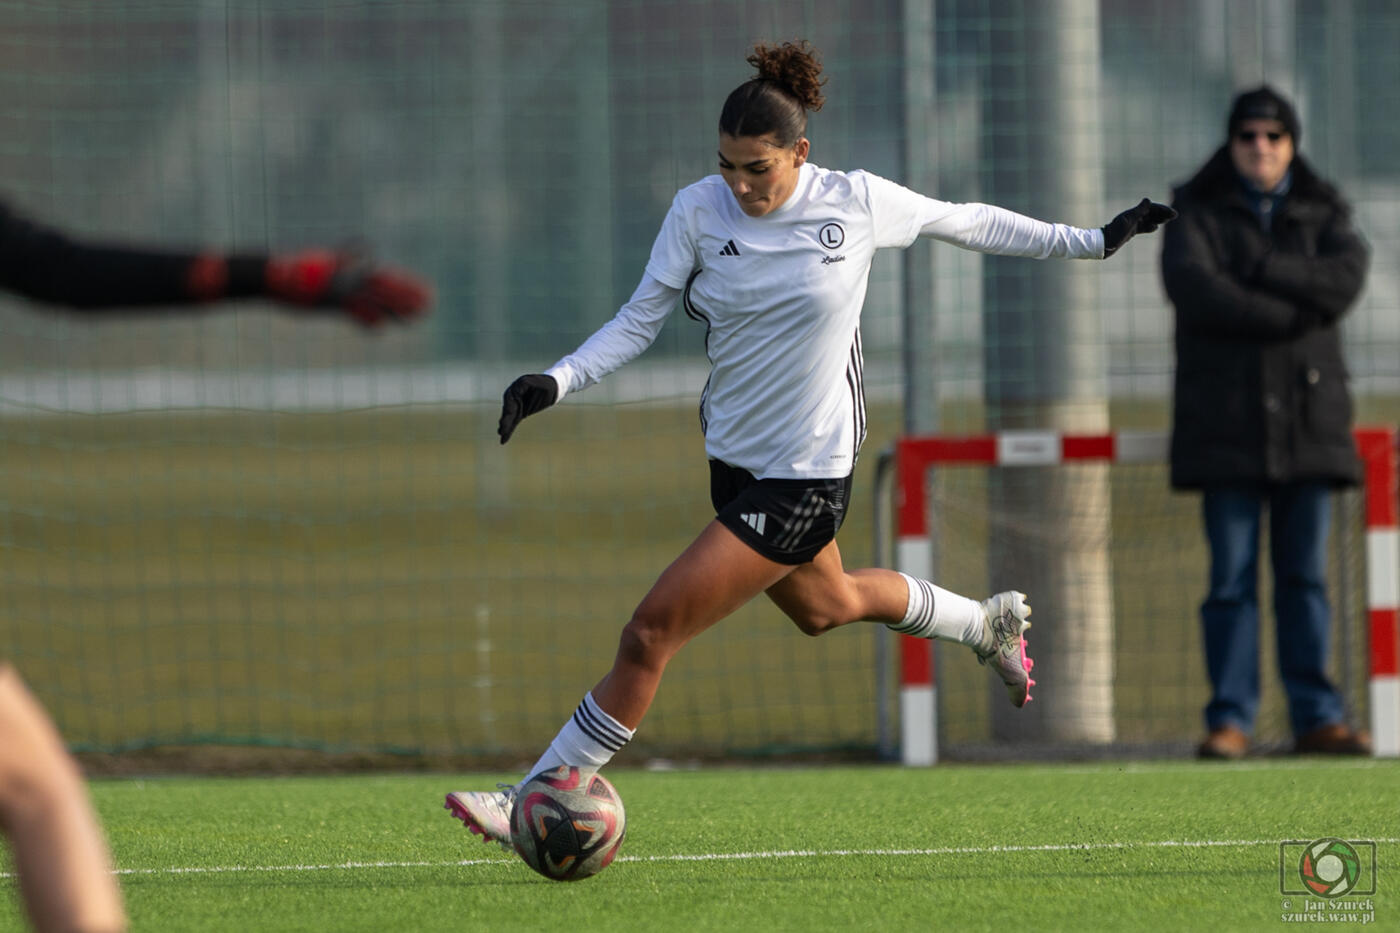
[1294,724,1371,755]
[1197,725,1249,760]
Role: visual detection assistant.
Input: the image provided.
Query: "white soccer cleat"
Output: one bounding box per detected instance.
[977,591,1035,708]
[445,786,516,852]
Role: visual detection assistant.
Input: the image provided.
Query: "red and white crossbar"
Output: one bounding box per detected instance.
[893,428,1399,764]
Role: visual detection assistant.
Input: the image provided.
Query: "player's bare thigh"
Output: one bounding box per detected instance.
[630,519,795,651]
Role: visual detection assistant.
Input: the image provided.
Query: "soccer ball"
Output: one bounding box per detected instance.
[509,766,626,881]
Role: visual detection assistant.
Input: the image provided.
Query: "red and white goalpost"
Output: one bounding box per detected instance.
[893,427,1399,764]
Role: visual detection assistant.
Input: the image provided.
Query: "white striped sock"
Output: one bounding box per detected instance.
[525,692,635,780]
[887,573,988,648]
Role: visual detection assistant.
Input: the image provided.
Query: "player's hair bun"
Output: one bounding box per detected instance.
[747,40,826,113]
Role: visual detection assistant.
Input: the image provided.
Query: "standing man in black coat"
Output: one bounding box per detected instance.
[1161,86,1371,760]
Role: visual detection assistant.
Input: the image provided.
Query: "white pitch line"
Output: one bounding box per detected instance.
[4,837,1395,881]
[1049,759,1400,775]
[621,837,1400,862]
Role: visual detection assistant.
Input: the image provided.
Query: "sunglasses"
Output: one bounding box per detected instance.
[1235,130,1285,143]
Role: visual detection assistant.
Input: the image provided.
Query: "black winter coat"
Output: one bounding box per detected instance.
[1160,149,1369,490]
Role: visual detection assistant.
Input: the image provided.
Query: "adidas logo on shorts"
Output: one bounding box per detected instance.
[739,512,767,535]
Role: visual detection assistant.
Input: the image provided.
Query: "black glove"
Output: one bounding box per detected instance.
[498,374,559,444]
[1102,198,1177,257]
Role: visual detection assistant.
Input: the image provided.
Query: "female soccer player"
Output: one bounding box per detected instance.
[447,40,1172,846]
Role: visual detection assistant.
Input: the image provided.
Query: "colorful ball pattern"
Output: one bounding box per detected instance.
[510,766,626,882]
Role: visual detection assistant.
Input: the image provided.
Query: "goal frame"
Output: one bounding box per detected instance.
[891,427,1399,765]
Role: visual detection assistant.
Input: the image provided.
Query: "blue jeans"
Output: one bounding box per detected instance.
[1200,482,1345,737]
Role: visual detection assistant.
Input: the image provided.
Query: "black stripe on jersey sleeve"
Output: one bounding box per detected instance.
[683,268,714,435]
[682,268,708,324]
[846,328,867,464]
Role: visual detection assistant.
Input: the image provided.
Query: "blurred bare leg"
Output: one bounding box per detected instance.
[0,663,126,933]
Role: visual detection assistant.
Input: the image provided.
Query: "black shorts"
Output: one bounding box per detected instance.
[709,460,853,565]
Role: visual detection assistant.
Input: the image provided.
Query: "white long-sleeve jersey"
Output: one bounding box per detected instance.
[547,163,1104,480]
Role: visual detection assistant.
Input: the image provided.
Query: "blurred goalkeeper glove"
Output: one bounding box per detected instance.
[261,246,432,326]
[498,374,559,444]
[1101,199,1177,258]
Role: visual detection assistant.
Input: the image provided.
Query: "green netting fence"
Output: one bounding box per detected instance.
[2,1,1397,763]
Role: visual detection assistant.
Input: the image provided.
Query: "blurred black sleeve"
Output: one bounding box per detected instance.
[0,199,260,310]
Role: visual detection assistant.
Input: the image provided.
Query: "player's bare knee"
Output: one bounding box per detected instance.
[0,668,90,822]
[616,613,673,669]
[785,608,840,637]
[785,589,862,636]
[0,743,81,832]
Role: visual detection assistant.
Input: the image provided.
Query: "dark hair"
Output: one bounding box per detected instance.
[718,40,826,147]
[1228,85,1301,144]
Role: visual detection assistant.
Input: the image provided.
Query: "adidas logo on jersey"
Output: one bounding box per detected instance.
[719,240,741,257]
[739,512,767,535]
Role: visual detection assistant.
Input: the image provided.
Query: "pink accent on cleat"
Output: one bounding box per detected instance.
[1022,637,1036,704]
[445,797,491,844]
[444,789,515,852]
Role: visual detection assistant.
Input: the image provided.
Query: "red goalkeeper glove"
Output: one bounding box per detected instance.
[263,247,432,326]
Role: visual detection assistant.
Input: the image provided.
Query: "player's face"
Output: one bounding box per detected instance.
[1230,118,1293,192]
[718,132,810,217]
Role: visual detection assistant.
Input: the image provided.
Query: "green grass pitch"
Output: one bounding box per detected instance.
[3,760,1395,932]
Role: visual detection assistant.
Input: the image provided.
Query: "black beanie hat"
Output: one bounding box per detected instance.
[1228,85,1301,143]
